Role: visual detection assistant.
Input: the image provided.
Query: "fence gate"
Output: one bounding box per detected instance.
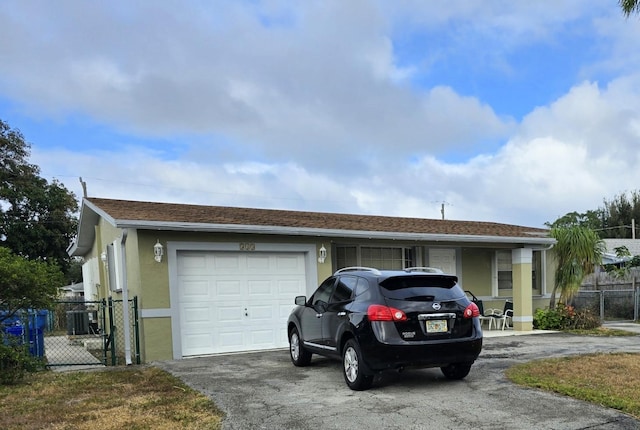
[43,297,140,368]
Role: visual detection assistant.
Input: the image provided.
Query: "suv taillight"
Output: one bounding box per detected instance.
[367,305,407,321]
[463,302,480,319]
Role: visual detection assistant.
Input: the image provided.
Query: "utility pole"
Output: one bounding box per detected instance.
[439,201,451,220]
[79,177,87,198]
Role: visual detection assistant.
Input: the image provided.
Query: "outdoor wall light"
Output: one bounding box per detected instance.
[154,240,164,263]
[318,244,327,264]
[100,252,107,263]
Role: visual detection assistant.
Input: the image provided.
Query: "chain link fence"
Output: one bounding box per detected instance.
[572,289,640,322]
[1,297,139,368]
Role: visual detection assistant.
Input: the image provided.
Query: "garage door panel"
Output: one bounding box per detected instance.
[214,280,243,298]
[250,330,276,346]
[182,333,214,354]
[246,254,271,270]
[180,279,211,299]
[278,279,305,295]
[178,250,307,356]
[276,255,304,270]
[217,332,245,351]
[212,254,241,269]
[246,280,273,296]
[217,305,243,323]
[278,303,296,319]
[181,304,212,325]
[178,254,208,272]
[247,304,275,320]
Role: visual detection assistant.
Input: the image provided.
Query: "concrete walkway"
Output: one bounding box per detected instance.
[482,321,640,337]
[44,335,105,372]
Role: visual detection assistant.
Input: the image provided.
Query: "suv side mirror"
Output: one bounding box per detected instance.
[295,295,307,306]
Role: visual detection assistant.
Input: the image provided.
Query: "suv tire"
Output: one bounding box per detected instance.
[440,362,472,380]
[342,339,373,391]
[289,327,312,366]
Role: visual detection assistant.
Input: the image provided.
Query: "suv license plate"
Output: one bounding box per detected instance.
[426,320,448,333]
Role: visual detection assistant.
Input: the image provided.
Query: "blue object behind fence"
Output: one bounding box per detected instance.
[1,310,48,357]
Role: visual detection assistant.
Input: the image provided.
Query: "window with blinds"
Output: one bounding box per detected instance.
[335,245,414,270]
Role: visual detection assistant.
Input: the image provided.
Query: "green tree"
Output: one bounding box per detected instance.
[0,247,64,324]
[548,190,640,239]
[549,226,604,308]
[620,0,640,16]
[0,119,78,280]
[0,247,61,384]
[600,191,640,238]
[545,209,604,231]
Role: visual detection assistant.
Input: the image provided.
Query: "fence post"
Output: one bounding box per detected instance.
[599,290,605,323]
[633,287,640,321]
[108,297,117,366]
[101,298,108,365]
[133,296,141,365]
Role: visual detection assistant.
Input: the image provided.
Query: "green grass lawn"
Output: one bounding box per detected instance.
[0,366,223,429]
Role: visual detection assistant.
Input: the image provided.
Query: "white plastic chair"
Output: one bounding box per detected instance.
[486,301,513,330]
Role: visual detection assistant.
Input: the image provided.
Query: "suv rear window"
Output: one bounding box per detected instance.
[379,275,459,300]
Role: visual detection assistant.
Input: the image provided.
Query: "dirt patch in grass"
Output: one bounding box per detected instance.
[506,353,640,419]
[566,327,637,336]
[0,366,223,429]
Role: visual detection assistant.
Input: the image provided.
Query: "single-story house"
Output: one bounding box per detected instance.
[58,282,85,299]
[68,197,557,363]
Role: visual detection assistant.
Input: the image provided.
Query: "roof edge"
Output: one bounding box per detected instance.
[114,219,555,245]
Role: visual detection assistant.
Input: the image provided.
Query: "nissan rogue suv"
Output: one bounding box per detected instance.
[287,267,483,390]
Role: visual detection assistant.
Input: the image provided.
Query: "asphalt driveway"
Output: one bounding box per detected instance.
[156,326,640,430]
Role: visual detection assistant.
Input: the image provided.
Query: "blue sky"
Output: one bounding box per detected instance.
[1,1,639,228]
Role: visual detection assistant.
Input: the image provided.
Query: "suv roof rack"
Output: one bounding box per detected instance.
[403,267,444,274]
[334,267,382,276]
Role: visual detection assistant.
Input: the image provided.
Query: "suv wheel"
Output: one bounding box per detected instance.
[289,327,312,366]
[342,339,373,391]
[440,362,472,380]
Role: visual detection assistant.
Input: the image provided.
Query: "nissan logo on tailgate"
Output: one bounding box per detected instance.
[432,303,441,311]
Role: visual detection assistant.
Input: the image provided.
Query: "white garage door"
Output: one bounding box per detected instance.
[177,251,307,356]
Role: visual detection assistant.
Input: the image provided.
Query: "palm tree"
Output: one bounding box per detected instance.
[620,0,640,16]
[549,226,605,308]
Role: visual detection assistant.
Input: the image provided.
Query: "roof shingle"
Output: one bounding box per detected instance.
[86,197,550,239]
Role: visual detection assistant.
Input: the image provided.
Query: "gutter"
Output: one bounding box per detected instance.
[120,229,132,365]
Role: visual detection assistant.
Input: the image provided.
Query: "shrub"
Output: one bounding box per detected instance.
[0,343,46,385]
[533,304,601,331]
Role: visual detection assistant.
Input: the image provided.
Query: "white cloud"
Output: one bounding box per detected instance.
[6,1,640,230]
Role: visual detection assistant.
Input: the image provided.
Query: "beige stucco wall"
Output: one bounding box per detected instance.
[96,218,123,299]
[460,248,493,297]
[141,317,173,362]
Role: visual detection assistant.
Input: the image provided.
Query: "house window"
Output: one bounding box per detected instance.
[497,250,512,290]
[532,251,542,295]
[336,246,357,270]
[428,248,457,275]
[335,245,415,270]
[495,249,542,294]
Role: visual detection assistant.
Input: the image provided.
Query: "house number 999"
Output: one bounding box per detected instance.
[239,243,256,251]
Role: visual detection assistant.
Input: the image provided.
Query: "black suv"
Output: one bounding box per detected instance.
[287,267,483,390]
